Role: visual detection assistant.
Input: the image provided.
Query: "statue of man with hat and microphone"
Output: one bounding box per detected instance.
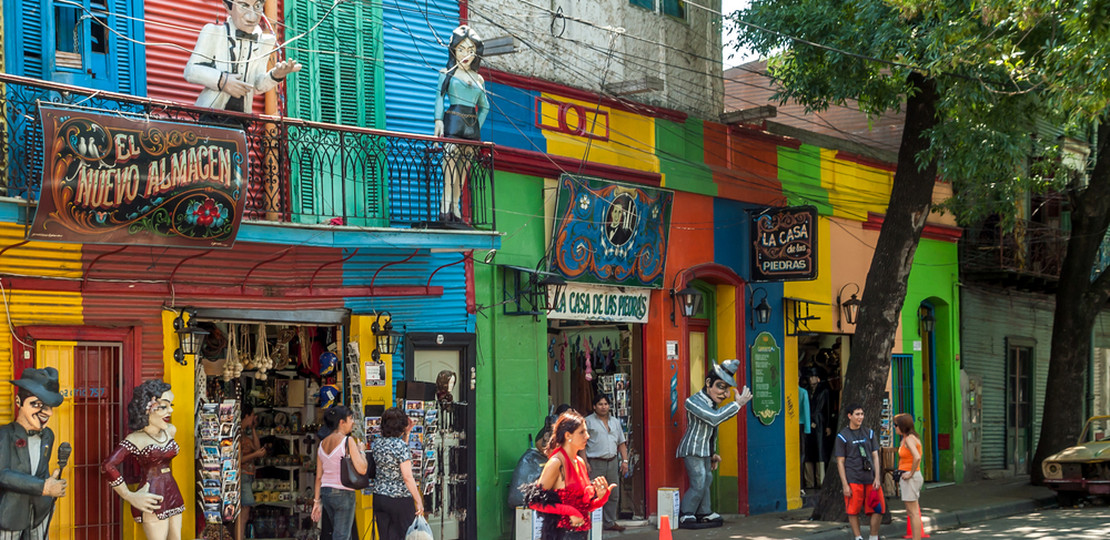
[0,367,68,540]
[676,359,752,529]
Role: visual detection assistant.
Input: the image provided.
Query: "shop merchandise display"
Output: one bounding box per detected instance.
[194,321,345,540]
[198,400,241,524]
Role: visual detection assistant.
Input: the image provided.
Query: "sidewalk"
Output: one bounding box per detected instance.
[609,477,1057,540]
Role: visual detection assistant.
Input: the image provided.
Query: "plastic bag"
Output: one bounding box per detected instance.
[405,515,434,540]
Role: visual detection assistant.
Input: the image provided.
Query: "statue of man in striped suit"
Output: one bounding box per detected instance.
[676,359,752,528]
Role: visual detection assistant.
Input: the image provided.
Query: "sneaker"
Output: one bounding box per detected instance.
[703,513,722,522]
[678,515,697,525]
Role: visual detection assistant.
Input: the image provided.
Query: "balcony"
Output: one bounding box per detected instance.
[960,219,1066,291]
[0,74,494,231]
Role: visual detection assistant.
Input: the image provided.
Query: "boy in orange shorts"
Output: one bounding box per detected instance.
[835,404,884,540]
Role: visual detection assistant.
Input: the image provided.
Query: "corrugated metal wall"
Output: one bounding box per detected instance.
[382,0,455,134]
[145,0,272,113]
[961,286,1053,470]
[342,249,470,332]
[382,1,458,223]
[80,242,346,377]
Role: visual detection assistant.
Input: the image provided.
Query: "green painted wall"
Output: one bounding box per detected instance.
[657,118,717,196]
[474,171,550,537]
[902,237,963,482]
[778,144,831,214]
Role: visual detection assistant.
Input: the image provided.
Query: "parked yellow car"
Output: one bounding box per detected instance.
[1041,415,1110,504]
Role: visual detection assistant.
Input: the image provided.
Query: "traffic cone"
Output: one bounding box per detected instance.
[658,515,673,540]
[903,507,929,538]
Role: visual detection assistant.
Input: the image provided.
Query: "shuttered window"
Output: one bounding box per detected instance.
[4,0,144,93]
[284,0,385,226]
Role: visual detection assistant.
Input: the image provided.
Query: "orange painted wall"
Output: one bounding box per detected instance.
[643,190,716,509]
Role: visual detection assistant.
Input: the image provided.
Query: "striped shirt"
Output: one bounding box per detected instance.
[676,390,741,458]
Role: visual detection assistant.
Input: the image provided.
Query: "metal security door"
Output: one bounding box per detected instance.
[37,341,124,540]
[406,333,476,540]
[1006,343,1034,474]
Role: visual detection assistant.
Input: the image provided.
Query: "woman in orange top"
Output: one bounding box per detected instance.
[894,413,924,540]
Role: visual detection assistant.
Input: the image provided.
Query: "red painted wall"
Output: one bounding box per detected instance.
[704,122,785,205]
[78,242,345,379]
[145,0,273,114]
[642,191,716,512]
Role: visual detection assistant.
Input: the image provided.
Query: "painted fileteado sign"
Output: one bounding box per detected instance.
[547,283,650,323]
[551,174,672,288]
[30,105,248,247]
[750,331,782,426]
[751,205,817,281]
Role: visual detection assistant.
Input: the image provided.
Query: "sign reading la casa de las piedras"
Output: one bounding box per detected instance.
[751,205,817,282]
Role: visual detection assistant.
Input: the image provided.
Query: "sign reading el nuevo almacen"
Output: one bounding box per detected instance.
[29,105,248,247]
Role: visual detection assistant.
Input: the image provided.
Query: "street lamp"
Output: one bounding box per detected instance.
[838,283,862,329]
[173,308,209,366]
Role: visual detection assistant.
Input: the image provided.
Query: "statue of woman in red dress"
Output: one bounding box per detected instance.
[103,380,185,540]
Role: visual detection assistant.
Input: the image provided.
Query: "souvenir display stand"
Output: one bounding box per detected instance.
[198,400,241,524]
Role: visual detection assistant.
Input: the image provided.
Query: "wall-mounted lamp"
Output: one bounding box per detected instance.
[748,287,772,328]
[837,283,862,330]
[372,312,402,361]
[670,285,704,326]
[918,306,935,336]
[173,308,209,366]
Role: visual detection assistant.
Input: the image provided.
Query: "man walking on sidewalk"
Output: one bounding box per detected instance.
[585,394,629,532]
[835,404,884,540]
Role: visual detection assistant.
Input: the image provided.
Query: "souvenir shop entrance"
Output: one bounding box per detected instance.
[192,308,354,540]
[797,333,847,492]
[397,332,477,540]
[546,319,647,520]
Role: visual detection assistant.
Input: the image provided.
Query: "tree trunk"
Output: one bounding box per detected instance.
[1031,118,1110,484]
[811,72,940,520]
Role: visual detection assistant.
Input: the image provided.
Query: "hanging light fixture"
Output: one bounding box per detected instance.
[919,306,935,335]
[838,283,862,329]
[372,312,402,361]
[670,285,704,326]
[173,308,209,366]
[749,287,772,328]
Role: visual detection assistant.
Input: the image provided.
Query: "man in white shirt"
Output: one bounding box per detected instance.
[184,0,301,112]
[584,394,628,531]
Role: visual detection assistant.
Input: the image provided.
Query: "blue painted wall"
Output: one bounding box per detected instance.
[381,0,456,134]
[485,81,546,153]
[714,197,788,514]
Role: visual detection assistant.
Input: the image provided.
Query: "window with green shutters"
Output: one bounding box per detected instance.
[284,0,385,225]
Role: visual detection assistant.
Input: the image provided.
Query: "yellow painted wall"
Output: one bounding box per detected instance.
[822,149,893,220]
[38,341,77,540]
[783,337,801,509]
[0,289,83,424]
[540,95,660,173]
[161,310,195,540]
[0,222,84,423]
[353,314,390,539]
[782,216,836,334]
[715,285,739,477]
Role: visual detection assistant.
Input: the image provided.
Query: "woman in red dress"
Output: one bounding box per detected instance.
[523,411,615,539]
[103,380,185,540]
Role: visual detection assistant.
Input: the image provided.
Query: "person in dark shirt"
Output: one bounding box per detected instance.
[834,404,884,540]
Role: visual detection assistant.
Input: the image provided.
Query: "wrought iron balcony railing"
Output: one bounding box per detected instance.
[960,219,1066,282]
[0,73,494,231]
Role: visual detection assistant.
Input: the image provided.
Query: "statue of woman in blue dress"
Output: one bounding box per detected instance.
[433,25,490,224]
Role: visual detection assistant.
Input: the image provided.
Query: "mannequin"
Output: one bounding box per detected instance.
[433,25,490,225]
[184,0,301,112]
[803,368,832,488]
[436,370,457,404]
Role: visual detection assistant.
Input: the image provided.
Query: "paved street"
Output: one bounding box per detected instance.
[926,505,1110,539]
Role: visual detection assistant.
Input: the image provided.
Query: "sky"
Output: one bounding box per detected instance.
[721,0,757,67]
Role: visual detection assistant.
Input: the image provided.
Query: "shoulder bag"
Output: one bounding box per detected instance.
[340,436,375,489]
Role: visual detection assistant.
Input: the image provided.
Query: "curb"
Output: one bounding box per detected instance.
[803,495,1058,539]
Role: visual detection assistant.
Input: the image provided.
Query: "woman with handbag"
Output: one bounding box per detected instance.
[894,413,925,540]
[311,406,367,540]
[371,407,424,540]
[522,411,615,539]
